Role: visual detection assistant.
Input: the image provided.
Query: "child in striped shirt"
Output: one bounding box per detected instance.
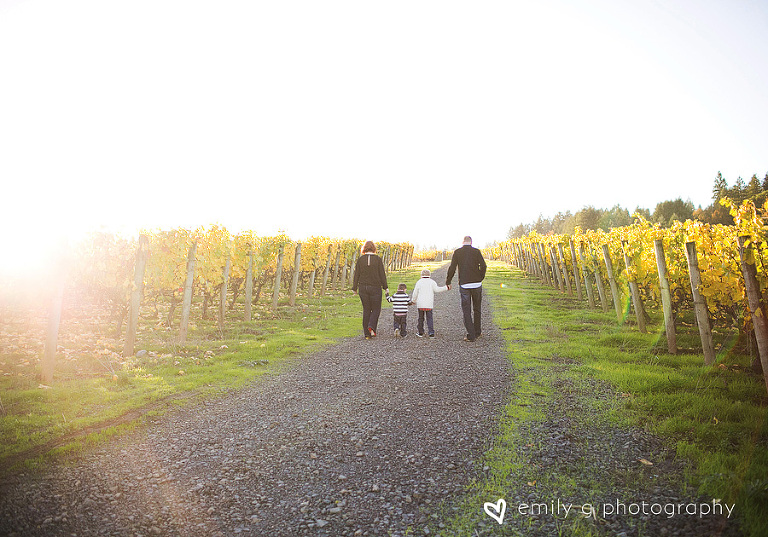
[386,283,413,338]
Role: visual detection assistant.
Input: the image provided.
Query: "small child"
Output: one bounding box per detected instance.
[410,269,449,337]
[386,283,412,337]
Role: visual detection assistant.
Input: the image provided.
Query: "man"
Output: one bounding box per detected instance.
[446,236,487,342]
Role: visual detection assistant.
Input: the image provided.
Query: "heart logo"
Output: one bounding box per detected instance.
[483,498,506,524]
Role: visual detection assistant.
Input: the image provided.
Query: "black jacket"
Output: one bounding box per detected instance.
[446,245,486,287]
[352,253,388,291]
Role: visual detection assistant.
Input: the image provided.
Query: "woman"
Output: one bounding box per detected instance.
[352,241,389,339]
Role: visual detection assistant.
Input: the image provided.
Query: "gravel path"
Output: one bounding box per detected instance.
[0,265,513,536]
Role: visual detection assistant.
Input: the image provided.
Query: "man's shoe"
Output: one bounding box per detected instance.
[429,333,435,338]
[464,335,475,342]
[416,332,424,338]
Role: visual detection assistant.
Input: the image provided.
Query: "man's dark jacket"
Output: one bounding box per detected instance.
[446,245,487,287]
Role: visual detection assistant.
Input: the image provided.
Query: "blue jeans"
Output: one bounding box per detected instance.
[358,284,382,336]
[460,286,482,340]
[393,314,408,336]
[417,309,434,336]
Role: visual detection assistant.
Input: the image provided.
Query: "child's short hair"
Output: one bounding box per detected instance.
[397,283,407,291]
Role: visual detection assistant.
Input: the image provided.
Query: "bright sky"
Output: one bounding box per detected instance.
[1,0,767,266]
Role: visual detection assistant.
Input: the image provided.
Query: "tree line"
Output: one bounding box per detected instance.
[508,171,768,238]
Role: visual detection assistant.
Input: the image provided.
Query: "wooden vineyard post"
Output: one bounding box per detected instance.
[308,268,317,297]
[530,244,538,278]
[684,241,716,366]
[244,249,254,322]
[348,250,359,289]
[42,247,68,384]
[340,255,348,289]
[602,244,623,323]
[321,245,332,296]
[272,244,285,310]
[579,243,596,308]
[532,243,542,281]
[218,243,232,334]
[622,241,646,333]
[557,244,573,296]
[523,244,533,276]
[653,239,677,354]
[738,236,768,392]
[569,239,583,300]
[180,241,198,343]
[543,244,555,287]
[591,251,608,313]
[550,247,564,292]
[331,248,341,288]
[308,252,318,297]
[289,242,302,306]
[538,243,551,286]
[124,235,149,357]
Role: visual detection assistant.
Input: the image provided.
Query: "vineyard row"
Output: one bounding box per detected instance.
[484,198,768,394]
[16,227,414,384]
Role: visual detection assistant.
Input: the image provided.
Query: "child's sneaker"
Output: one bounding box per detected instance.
[429,333,435,338]
[416,332,424,338]
[394,328,400,337]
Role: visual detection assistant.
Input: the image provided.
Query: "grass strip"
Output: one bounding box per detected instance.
[1,263,434,478]
[437,262,767,537]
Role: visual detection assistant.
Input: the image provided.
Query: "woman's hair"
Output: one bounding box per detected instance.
[362,240,376,254]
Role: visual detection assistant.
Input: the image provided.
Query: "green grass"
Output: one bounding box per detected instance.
[1,264,430,476]
[437,262,768,537]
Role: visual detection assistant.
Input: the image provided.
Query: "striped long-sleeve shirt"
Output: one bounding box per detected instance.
[386,291,411,315]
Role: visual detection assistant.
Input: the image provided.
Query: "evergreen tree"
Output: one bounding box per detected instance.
[732,176,746,204]
[762,172,768,192]
[712,171,727,202]
[652,198,694,227]
[746,174,761,200]
[573,206,601,231]
[598,205,632,231]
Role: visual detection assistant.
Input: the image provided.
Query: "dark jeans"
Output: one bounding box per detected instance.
[460,286,482,340]
[417,309,434,336]
[358,284,382,336]
[393,314,408,336]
